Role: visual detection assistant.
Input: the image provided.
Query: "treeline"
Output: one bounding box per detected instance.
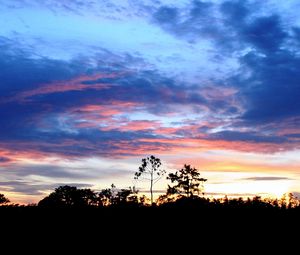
[0,156,299,210]
[0,185,299,210]
[36,185,300,210]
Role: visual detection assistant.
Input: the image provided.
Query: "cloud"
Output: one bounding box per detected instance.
[0,35,244,158]
[152,1,218,43]
[152,0,289,53]
[7,73,115,103]
[205,192,259,197]
[208,130,288,144]
[1,0,300,204]
[242,177,292,181]
[0,161,132,180]
[0,156,11,163]
[0,37,87,93]
[0,159,134,199]
[7,165,94,179]
[1,1,300,162]
[0,0,156,20]
[149,0,300,141]
[242,15,286,52]
[217,18,300,149]
[220,0,250,23]
[0,181,92,196]
[220,1,288,52]
[151,0,300,135]
[219,3,300,127]
[236,50,300,124]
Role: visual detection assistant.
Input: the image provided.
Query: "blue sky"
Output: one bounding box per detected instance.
[1,0,300,203]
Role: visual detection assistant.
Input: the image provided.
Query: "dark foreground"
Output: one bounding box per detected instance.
[1,206,298,251]
[2,205,299,227]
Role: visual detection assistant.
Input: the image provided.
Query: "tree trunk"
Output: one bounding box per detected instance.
[187,178,190,198]
[150,171,153,205]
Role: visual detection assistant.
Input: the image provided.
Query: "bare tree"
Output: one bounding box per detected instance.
[134,155,166,205]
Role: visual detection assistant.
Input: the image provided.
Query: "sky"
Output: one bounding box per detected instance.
[1,0,300,203]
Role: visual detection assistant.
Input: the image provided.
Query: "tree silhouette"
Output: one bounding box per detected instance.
[99,184,142,207]
[98,184,116,207]
[134,155,166,205]
[0,194,9,205]
[167,164,207,198]
[115,186,139,206]
[38,185,97,207]
[287,193,299,208]
[77,188,98,206]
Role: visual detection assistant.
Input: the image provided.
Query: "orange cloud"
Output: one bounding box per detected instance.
[170,156,300,174]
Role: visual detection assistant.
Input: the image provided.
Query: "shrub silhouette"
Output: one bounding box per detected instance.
[98,184,144,207]
[0,193,9,205]
[38,185,97,208]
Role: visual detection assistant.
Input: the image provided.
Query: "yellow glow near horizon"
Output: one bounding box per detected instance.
[1,152,300,204]
[206,180,292,198]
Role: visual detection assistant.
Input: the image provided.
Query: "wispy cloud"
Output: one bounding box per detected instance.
[242,176,293,181]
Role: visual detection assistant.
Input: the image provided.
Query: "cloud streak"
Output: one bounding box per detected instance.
[243,177,292,181]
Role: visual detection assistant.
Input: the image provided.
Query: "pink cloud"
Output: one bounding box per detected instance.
[79,101,138,115]
[71,101,141,129]
[4,72,121,103]
[111,120,161,132]
[201,86,237,100]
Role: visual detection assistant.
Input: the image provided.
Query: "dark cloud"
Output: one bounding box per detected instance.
[293,27,300,44]
[0,35,240,158]
[0,129,164,158]
[0,162,132,180]
[149,1,300,134]
[0,181,92,196]
[236,50,300,125]
[153,6,178,24]
[241,15,287,52]
[8,165,94,179]
[0,36,210,109]
[1,1,300,159]
[0,37,86,93]
[152,0,288,53]
[220,0,250,24]
[286,133,300,139]
[0,157,11,163]
[209,130,288,144]
[220,2,300,133]
[152,1,217,43]
[243,177,292,181]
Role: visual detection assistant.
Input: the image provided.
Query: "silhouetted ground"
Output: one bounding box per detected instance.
[1,197,299,238]
[1,205,298,251]
[1,204,299,226]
